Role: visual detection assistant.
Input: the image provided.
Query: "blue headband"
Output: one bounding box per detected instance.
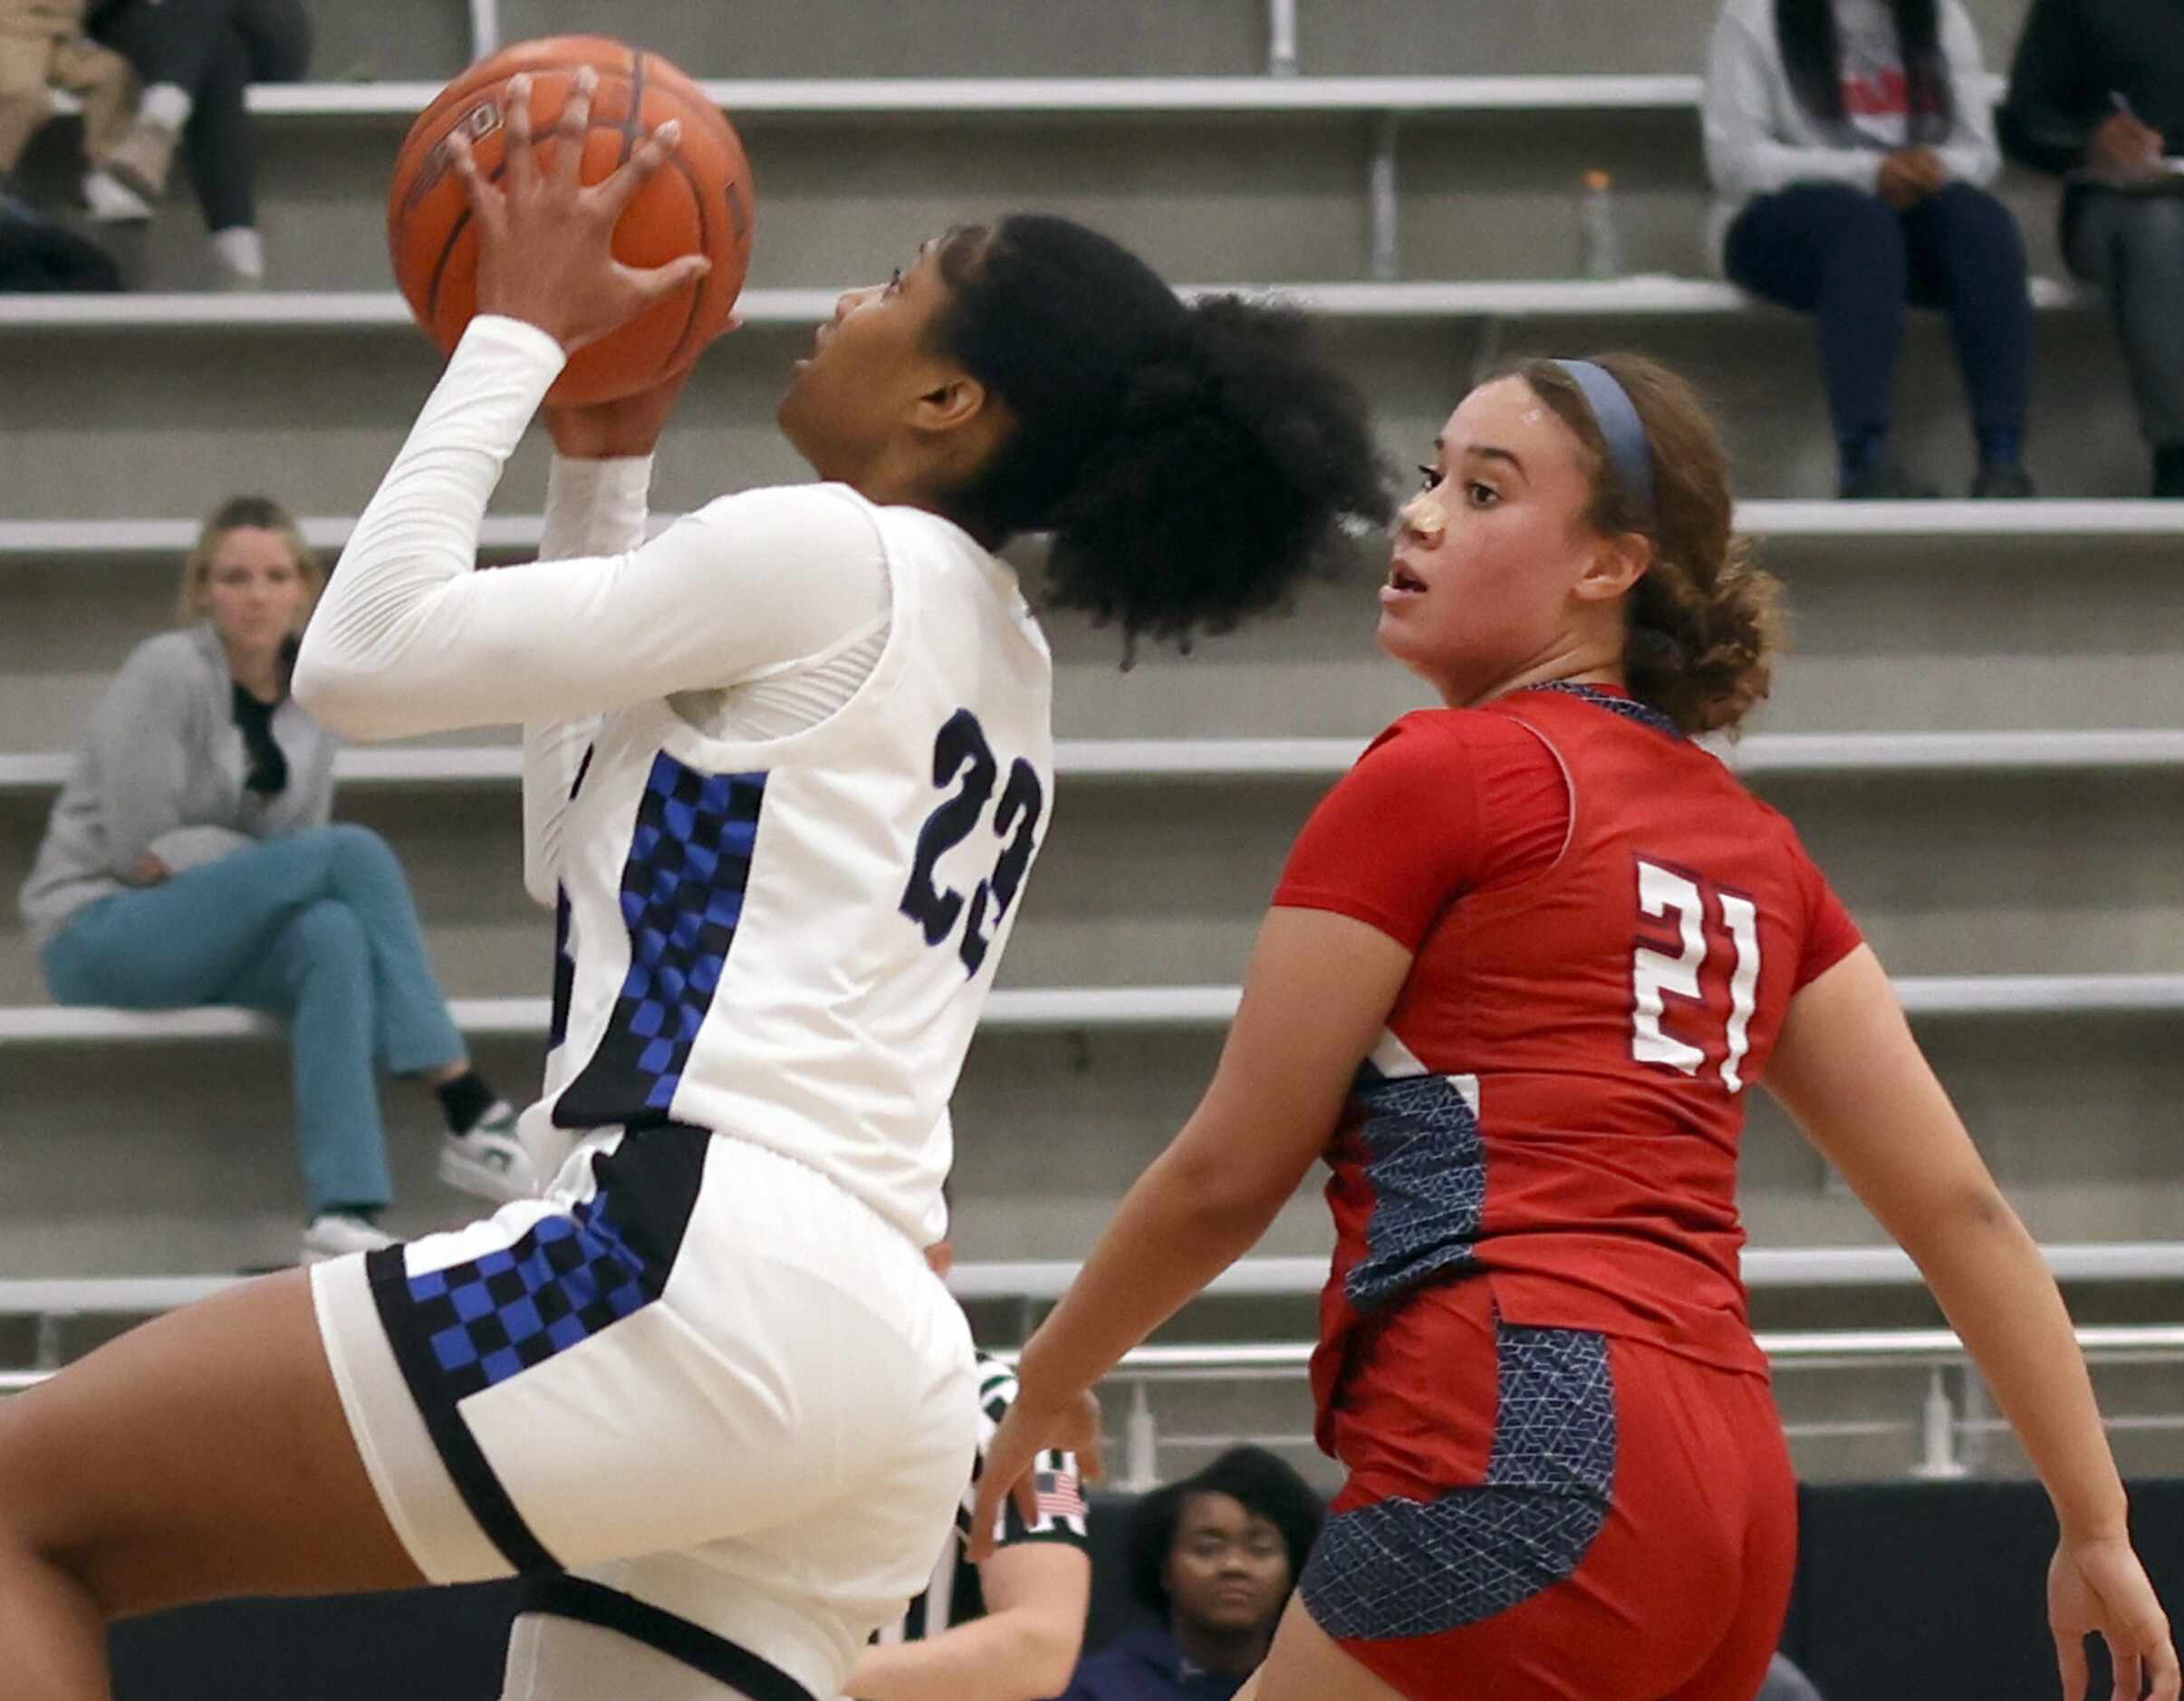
[1552,359,1655,524]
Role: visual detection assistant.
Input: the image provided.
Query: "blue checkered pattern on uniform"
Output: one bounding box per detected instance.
[403,1192,664,1403]
[1302,1321,1618,1639]
[1344,1066,1487,1312]
[559,754,767,1124]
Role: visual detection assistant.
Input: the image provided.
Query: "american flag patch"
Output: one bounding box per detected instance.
[1035,1469,1087,1523]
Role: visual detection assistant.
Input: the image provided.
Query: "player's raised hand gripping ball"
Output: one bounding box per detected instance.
[388,36,754,404]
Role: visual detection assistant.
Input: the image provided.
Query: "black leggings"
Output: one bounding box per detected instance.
[91,0,311,233]
[1725,179,2031,449]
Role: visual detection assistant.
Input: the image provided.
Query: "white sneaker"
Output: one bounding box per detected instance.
[103,116,178,203]
[301,1212,397,1263]
[82,168,152,222]
[438,1101,539,1205]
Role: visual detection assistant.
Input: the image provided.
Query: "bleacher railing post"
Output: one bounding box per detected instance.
[1368,113,1400,282]
[1910,1365,1970,1480]
[1265,0,1299,76]
[467,0,499,62]
[1123,1381,1159,1492]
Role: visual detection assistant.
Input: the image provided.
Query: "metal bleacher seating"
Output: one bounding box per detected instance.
[3,0,2180,1487]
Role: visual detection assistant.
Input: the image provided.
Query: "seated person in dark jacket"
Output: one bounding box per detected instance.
[1060,1446,1322,1701]
[2001,0,2184,496]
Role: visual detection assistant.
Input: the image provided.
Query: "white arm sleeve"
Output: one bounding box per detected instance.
[518,452,648,907]
[1703,8,1885,200]
[295,314,890,742]
[1935,2,2003,187]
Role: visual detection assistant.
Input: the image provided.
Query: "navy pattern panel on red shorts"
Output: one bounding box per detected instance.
[1301,1319,1617,1639]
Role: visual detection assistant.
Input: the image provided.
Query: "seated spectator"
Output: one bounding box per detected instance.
[86,0,309,285]
[0,0,147,220]
[2000,0,2184,497]
[842,1183,1093,1700]
[1060,1446,1322,1701]
[16,495,528,1264]
[1705,0,2036,498]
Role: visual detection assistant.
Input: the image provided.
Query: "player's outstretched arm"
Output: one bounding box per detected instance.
[970,906,1411,1558]
[293,69,722,740]
[842,1542,1091,1701]
[1766,945,2179,1701]
[514,381,685,905]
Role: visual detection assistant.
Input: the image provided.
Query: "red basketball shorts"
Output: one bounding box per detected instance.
[1301,1279,1796,1700]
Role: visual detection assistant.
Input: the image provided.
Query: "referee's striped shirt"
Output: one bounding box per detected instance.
[875,1350,1092,1642]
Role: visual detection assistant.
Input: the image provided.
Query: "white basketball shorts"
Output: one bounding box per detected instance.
[311,1126,977,1701]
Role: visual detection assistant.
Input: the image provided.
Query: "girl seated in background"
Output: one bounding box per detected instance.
[17,495,528,1264]
[1704,0,2036,499]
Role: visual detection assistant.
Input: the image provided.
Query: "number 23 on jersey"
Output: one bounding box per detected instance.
[1631,858,1762,1093]
[901,709,1046,977]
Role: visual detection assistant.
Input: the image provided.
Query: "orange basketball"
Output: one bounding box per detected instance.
[387,35,754,406]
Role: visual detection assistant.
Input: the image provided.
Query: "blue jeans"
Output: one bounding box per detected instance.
[41,823,465,1213]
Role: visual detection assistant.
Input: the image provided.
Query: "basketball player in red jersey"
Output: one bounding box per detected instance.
[977,354,2178,1701]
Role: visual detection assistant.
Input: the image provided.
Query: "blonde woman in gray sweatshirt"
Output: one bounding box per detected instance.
[1704,0,2035,498]
[18,496,529,1263]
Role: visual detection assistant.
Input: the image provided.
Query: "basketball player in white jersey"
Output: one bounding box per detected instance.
[843,1196,1092,1701]
[0,75,1388,1701]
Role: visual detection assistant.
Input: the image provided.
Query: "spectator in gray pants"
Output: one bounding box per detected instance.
[2001,0,2184,497]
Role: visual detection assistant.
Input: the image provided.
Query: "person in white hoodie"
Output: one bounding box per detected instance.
[1704,0,2035,499]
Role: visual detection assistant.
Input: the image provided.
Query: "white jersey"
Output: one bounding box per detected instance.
[297,315,1054,1244]
[538,493,1051,1241]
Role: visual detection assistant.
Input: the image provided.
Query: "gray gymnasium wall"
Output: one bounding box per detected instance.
[303,0,2042,81]
[5,0,2182,1482]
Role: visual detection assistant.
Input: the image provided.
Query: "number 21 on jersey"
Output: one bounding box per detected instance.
[1631,859,1761,1092]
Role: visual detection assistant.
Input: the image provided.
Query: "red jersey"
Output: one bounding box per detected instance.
[1275,684,1862,1419]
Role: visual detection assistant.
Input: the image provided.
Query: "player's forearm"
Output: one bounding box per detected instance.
[1019,1129,1277,1400]
[295,315,563,735]
[518,453,644,902]
[842,1610,1080,1701]
[1905,1191,2129,1542]
[540,450,651,560]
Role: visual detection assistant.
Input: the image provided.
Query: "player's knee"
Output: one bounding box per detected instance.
[1929,183,2025,259]
[316,820,395,866]
[1836,186,1907,250]
[286,897,369,967]
[2121,198,2184,271]
[313,822,406,892]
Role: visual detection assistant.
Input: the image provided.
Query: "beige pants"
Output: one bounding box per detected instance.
[0,29,137,175]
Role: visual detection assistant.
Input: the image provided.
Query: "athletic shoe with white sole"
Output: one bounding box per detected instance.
[438,1100,539,1205]
[301,1212,397,1264]
[103,118,178,203]
[82,168,151,222]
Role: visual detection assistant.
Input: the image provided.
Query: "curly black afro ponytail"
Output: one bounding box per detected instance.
[928,215,1390,655]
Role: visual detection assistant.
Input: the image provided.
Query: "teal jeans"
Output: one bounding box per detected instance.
[42,824,466,1212]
